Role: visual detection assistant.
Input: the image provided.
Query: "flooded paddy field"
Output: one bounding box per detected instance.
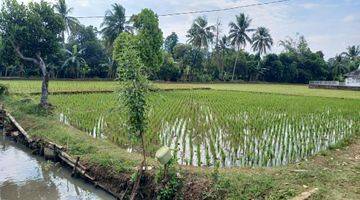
[49,90,360,168]
[0,134,115,200]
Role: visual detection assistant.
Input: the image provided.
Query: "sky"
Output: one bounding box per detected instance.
[15,0,360,59]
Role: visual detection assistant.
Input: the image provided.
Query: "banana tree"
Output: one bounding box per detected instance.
[62,45,88,78]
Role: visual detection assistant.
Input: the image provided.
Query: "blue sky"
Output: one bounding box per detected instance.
[19,0,360,59]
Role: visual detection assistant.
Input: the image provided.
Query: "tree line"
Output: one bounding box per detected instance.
[0,0,359,84]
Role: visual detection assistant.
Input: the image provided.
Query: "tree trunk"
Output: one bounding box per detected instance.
[220,51,225,81]
[129,132,147,200]
[13,46,50,108]
[255,61,261,81]
[39,57,49,108]
[61,31,66,47]
[232,47,240,81]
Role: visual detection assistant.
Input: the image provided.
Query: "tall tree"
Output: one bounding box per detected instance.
[228,13,253,80]
[279,34,309,54]
[132,8,163,79]
[0,34,19,77]
[158,52,181,81]
[101,3,129,50]
[342,45,360,61]
[164,32,178,55]
[278,34,328,83]
[252,27,273,56]
[0,0,64,108]
[328,54,349,81]
[0,36,4,75]
[68,25,107,78]
[54,0,80,44]
[113,32,149,200]
[186,16,215,49]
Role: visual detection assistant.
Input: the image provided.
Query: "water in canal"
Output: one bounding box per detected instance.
[0,134,115,200]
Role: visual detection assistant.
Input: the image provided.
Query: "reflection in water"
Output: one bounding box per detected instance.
[0,134,115,200]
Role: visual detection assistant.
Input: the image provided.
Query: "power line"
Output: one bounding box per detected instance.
[74,0,291,19]
[158,0,290,17]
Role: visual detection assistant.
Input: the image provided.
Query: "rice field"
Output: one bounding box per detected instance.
[2,80,358,167]
[49,90,360,168]
[1,80,359,99]
[0,80,115,93]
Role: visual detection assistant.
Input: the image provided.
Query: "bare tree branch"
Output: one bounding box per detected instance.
[36,52,47,76]
[11,42,39,65]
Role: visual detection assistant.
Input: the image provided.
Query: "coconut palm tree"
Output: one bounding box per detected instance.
[186,16,215,50]
[228,13,254,80]
[252,27,273,56]
[342,45,360,61]
[101,4,131,50]
[54,0,80,44]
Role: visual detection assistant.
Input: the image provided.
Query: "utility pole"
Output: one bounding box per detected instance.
[215,18,221,51]
[215,18,223,80]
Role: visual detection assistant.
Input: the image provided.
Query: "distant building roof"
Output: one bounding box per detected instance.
[345,66,360,78]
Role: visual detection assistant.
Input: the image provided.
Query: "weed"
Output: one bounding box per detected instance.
[156,158,183,200]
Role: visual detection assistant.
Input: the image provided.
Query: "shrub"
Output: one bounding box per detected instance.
[156,158,183,200]
[0,83,9,96]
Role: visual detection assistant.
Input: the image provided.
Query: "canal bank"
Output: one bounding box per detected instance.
[0,107,129,199]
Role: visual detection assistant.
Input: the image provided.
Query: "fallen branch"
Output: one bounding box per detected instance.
[291,188,319,200]
[6,112,33,142]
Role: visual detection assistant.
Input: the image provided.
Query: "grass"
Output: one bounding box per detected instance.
[0,80,359,99]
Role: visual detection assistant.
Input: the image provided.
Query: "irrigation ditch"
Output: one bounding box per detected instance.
[0,106,130,199]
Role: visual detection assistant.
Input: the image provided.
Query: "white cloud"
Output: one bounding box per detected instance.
[343,14,358,23]
[308,34,360,58]
[300,3,320,9]
[19,0,57,4]
[76,0,90,7]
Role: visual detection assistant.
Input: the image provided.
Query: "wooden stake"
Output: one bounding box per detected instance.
[72,156,80,177]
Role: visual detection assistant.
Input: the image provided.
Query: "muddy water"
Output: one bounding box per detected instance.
[0,134,115,200]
